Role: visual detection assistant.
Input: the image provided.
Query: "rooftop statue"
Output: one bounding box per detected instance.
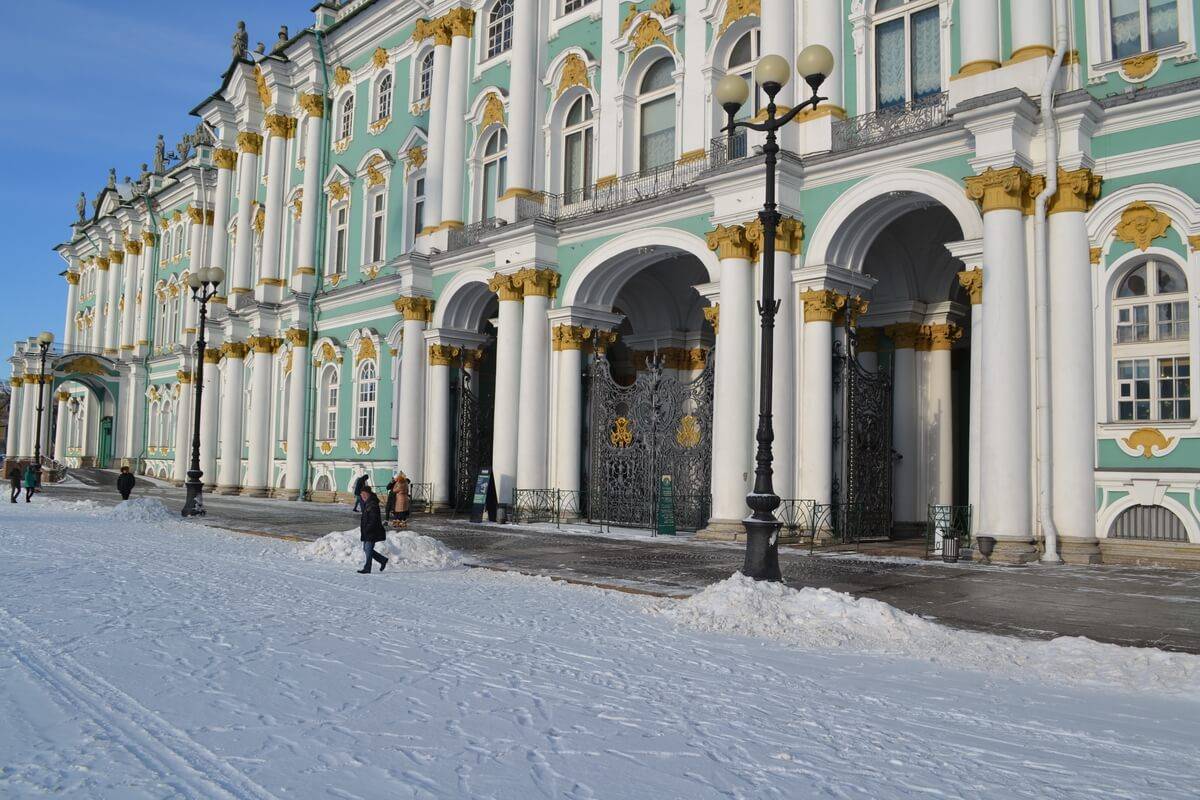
[275,26,289,52]
[76,192,86,222]
[107,168,116,189]
[153,134,166,175]
[232,20,248,60]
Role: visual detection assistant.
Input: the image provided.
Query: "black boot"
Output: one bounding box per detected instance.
[379,556,388,572]
[357,567,370,574]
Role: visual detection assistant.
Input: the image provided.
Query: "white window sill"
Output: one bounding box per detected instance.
[1088,41,1194,84]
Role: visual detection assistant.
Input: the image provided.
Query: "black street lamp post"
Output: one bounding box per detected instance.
[715,46,834,581]
[32,331,55,477]
[181,266,225,517]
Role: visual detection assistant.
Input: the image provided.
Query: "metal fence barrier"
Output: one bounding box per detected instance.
[926,504,972,559]
[512,488,587,527]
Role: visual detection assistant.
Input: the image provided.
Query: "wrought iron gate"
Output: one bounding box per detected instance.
[833,325,894,540]
[587,352,714,530]
[453,370,492,511]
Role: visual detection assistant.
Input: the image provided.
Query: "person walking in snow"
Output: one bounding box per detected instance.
[8,465,20,503]
[22,464,38,503]
[357,487,389,574]
[116,466,135,500]
[351,472,370,513]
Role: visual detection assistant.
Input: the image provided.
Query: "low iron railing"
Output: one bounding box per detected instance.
[831,93,951,153]
[445,217,506,252]
[778,498,817,541]
[512,488,586,527]
[926,504,973,558]
[408,481,434,513]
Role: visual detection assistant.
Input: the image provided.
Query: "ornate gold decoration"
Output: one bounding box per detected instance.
[480,92,505,131]
[461,348,485,370]
[1120,52,1158,81]
[352,440,375,455]
[203,349,222,365]
[884,322,922,349]
[651,0,673,15]
[405,145,427,174]
[55,390,70,402]
[96,256,110,271]
[745,216,804,256]
[413,16,451,46]
[1048,167,1102,215]
[833,296,869,328]
[552,324,593,351]
[142,231,157,246]
[253,66,271,107]
[620,5,639,33]
[367,115,391,135]
[126,240,143,256]
[327,181,348,202]
[630,16,674,57]
[957,269,983,305]
[176,369,193,384]
[353,337,377,365]
[312,341,342,365]
[284,328,309,348]
[298,93,325,119]
[488,273,524,302]
[318,441,334,454]
[445,7,475,38]
[1122,428,1174,459]
[333,65,351,87]
[237,131,263,155]
[675,414,701,449]
[213,147,238,170]
[515,267,560,298]
[248,335,281,354]
[557,53,590,97]
[964,166,1032,214]
[1187,235,1200,252]
[719,0,759,32]
[925,323,963,351]
[65,272,80,285]
[372,47,389,68]
[293,197,304,220]
[593,330,618,354]
[365,157,386,187]
[610,417,633,448]
[252,205,266,235]
[394,296,435,321]
[800,289,846,323]
[265,114,297,139]
[705,224,757,260]
[1089,246,1103,264]
[187,206,205,225]
[703,304,720,334]
[1114,201,1171,251]
[428,344,460,366]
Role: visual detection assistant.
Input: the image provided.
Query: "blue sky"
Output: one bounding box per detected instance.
[0,0,308,355]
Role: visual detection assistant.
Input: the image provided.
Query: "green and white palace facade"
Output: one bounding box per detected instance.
[7,0,1200,566]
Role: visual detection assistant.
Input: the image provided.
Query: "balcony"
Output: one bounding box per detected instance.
[831,93,951,153]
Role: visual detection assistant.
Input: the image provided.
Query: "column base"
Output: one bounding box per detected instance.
[214,484,242,495]
[696,519,747,542]
[976,537,1039,565]
[277,488,300,501]
[1058,536,1102,565]
[240,486,268,498]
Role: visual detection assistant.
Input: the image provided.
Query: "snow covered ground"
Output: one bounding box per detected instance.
[2,499,1198,799]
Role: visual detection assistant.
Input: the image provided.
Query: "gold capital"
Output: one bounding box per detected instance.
[213,147,238,170]
[394,295,435,322]
[515,267,560,299]
[299,93,325,118]
[957,269,983,305]
[65,272,80,285]
[203,349,222,364]
[444,7,475,37]
[109,250,125,265]
[265,114,297,139]
[461,347,485,370]
[126,240,143,256]
[925,323,963,351]
[10,376,24,387]
[56,390,71,402]
[142,231,157,246]
[428,344,460,366]
[800,289,846,323]
[964,166,1032,214]
[703,304,720,334]
[236,131,263,155]
[745,216,804,256]
[552,324,593,351]
[177,369,193,384]
[96,256,110,271]
[705,224,758,261]
[248,335,281,354]
[488,273,524,302]
[220,341,248,359]
[1048,167,1102,215]
[884,322,922,350]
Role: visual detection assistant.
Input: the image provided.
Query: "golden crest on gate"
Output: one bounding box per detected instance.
[610,417,633,448]
[675,414,701,449]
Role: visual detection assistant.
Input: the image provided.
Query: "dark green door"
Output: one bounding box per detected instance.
[98,416,113,468]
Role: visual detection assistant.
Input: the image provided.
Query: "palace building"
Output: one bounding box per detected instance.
[6,0,1200,565]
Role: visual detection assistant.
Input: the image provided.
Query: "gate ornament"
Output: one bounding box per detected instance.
[611,417,634,447]
[675,415,701,449]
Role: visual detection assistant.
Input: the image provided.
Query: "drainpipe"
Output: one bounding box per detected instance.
[1032,0,1069,564]
[298,27,333,500]
[135,196,163,470]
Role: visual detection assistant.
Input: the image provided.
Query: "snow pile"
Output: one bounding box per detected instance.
[299,528,462,570]
[106,497,178,524]
[657,573,1200,695]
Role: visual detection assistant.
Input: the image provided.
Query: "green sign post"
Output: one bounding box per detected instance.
[656,474,676,536]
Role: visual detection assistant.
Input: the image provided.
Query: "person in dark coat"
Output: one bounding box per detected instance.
[116,466,135,500]
[22,465,38,503]
[357,488,389,574]
[8,465,20,503]
[351,473,370,513]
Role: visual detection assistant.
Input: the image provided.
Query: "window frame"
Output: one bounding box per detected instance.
[561,94,595,198]
[374,72,393,123]
[338,93,355,141]
[328,202,350,277]
[355,359,378,440]
[485,0,514,61]
[870,0,943,111]
[1108,0,1181,60]
[320,364,340,442]
[479,127,508,221]
[636,56,678,173]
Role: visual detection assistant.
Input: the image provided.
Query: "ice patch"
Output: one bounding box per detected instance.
[106,497,179,524]
[299,528,462,570]
[656,573,1200,695]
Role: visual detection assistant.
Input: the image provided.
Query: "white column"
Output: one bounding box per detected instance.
[284,330,310,499]
[887,324,920,524]
[440,13,473,226]
[798,291,838,507]
[63,270,80,348]
[257,115,291,302]
[426,344,454,506]
[199,350,221,488]
[967,168,1035,562]
[53,391,69,462]
[124,364,146,466]
[925,325,957,506]
[553,326,589,493]
[120,240,139,354]
[763,0,797,125]
[504,0,538,198]
[102,254,122,355]
[211,147,236,293]
[5,378,23,458]
[700,226,756,538]
[243,336,276,495]
[293,97,325,290]
[137,232,157,351]
[1049,171,1101,563]
[755,219,800,499]
[172,377,194,483]
[19,374,37,457]
[1009,0,1053,61]
[83,392,98,463]
[489,275,524,505]
[515,269,555,491]
[395,298,432,481]
[230,132,263,302]
[957,271,983,535]
[421,27,452,232]
[959,0,1001,76]
[805,0,845,112]
[216,343,246,491]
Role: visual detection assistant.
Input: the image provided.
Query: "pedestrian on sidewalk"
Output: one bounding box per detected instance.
[357,487,389,574]
[117,466,135,500]
[386,471,411,529]
[351,472,369,513]
[8,465,20,503]
[22,464,38,503]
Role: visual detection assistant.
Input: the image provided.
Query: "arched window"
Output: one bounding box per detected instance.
[480,128,508,220]
[339,95,355,140]
[638,57,676,171]
[161,398,173,451]
[1112,258,1190,422]
[173,225,185,258]
[1110,503,1188,541]
[320,365,339,440]
[1111,0,1179,60]
[355,360,377,439]
[873,0,941,109]
[418,51,434,100]
[562,94,594,198]
[726,29,762,120]
[486,0,514,59]
[375,74,393,122]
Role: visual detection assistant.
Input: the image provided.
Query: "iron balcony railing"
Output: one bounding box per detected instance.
[445,217,507,252]
[831,92,951,153]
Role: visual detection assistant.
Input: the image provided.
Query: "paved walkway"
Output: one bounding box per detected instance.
[46,469,1200,653]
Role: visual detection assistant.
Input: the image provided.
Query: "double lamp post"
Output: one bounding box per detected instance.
[714,45,835,582]
[181,266,225,517]
[32,330,55,474]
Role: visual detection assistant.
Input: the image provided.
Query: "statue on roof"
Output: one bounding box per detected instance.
[107,168,116,189]
[274,26,289,52]
[254,41,265,55]
[177,133,193,163]
[139,162,150,181]
[153,134,166,174]
[232,21,248,60]
[76,192,87,222]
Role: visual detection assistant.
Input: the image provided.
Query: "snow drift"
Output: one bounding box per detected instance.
[657,573,1200,696]
[106,497,179,524]
[299,528,462,570]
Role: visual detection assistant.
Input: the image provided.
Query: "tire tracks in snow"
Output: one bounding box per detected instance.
[0,604,282,800]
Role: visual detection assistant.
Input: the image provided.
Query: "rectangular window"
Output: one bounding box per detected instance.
[370,193,385,263]
[1156,301,1189,341]
[562,0,593,13]
[910,7,941,101]
[326,386,338,439]
[1116,304,1150,342]
[1117,358,1151,421]
[481,157,507,220]
[639,95,675,171]
[875,18,905,108]
[333,206,348,274]
[1112,0,1179,58]
[1158,356,1191,420]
